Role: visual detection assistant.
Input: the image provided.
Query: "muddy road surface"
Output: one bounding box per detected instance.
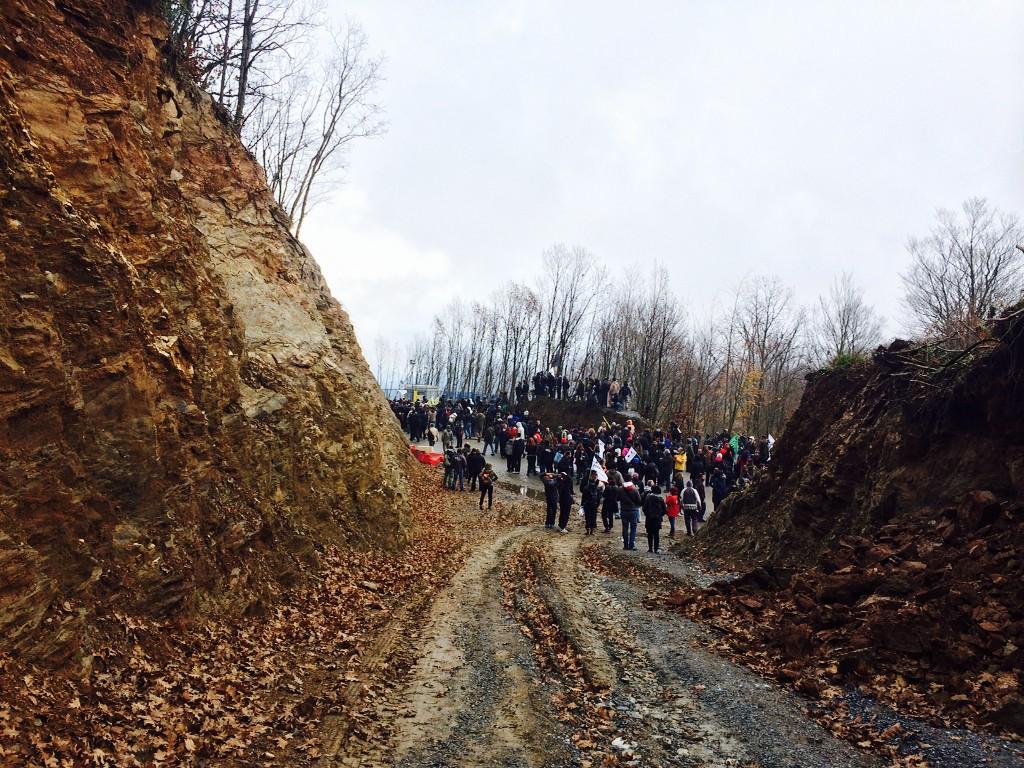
[322,489,1023,768]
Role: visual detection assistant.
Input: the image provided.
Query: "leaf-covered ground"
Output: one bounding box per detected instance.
[0,465,470,767]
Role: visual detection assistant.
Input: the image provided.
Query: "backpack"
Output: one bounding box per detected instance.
[682,487,699,507]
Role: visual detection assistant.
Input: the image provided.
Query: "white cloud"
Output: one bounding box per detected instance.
[301,0,1024,351]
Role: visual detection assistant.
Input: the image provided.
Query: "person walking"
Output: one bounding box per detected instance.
[682,480,702,535]
[542,472,559,529]
[618,481,642,551]
[581,470,603,536]
[478,463,497,510]
[557,472,574,533]
[642,485,666,553]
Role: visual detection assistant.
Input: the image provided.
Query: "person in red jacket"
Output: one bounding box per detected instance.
[665,486,680,537]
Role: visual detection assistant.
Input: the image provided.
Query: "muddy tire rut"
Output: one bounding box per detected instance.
[327,487,889,767]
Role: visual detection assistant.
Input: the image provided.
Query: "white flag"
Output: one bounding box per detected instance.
[597,439,605,456]
[623,446,637,463]
[590,456,608,482]
[767,434,776,448]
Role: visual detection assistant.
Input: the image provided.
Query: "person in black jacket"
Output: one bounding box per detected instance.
[618,482,642,550]
[466,448,485,491]
[525,437,538,476]
[510,434,525,474]
[642,458,659,486]
[642,486,666,553]
[542,473,559,529]
[689,452,707,484]
[658,449,674,489]
[601,478,619,533]
[557,473,574,532]
[478,463,497,510]
[580,471,603,536]
[710,467,728,508]
[539,443,553,475]
[692,473,707,520]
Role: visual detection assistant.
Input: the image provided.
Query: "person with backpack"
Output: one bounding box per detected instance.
[681,480,702,535]
[478,463,497,510]
[618,481,642,551]
[642,485,666,553]
[542,473,559,529]
[581,470,603,536]
[665,486,680,537]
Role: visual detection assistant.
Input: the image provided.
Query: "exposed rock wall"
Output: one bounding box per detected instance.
[0,0,410,664]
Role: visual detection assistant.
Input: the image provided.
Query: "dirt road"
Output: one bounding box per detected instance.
[322,486,1023,768]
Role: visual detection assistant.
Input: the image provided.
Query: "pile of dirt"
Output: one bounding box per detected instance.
[0,0,409,670]
[681,310,1024,737]
[524,396,651,432]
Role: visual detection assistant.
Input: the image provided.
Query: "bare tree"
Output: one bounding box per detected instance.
[538,244,602,375]
[902,198,1023,344]
[812,272,883,365]
[163,2,384,234]
[249,24,385,234]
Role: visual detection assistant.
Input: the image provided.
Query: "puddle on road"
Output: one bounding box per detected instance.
[496,480,544,501]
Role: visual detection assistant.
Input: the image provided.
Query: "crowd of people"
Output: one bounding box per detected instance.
[519,372,632,410]
[389,393,773,552]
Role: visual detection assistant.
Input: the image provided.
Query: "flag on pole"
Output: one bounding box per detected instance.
[590,456,608,482]
[597,439,606,456]
[623,446,638,463]
[767,434,776,448]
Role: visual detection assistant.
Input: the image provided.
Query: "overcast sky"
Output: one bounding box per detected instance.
[301,1,1024,369]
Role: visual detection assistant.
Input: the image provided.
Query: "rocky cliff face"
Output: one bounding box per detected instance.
[0,0,410,665]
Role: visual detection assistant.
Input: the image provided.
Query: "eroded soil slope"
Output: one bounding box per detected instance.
[692,312,1024,737]
[0,0,409,667]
